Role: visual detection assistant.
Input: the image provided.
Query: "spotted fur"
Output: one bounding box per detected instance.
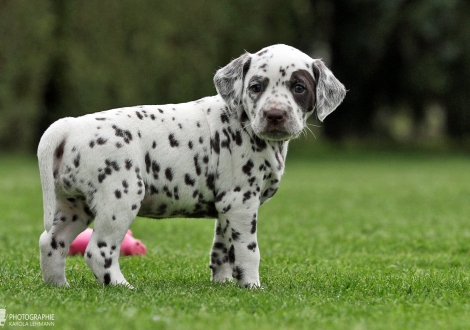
[38,44,345,288]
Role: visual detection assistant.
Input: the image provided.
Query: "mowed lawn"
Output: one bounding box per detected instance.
[0,151,470,329]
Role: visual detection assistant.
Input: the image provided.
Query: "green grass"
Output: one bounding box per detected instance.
[1,151,470,329]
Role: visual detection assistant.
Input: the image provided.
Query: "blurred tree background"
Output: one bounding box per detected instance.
[0,0,469,152]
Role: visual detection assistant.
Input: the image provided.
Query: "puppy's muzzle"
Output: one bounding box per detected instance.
[258,108,294,141]
[264,109,287,126]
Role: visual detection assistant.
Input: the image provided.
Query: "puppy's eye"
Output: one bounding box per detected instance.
[293,84,305,93]
[250,84,262,93]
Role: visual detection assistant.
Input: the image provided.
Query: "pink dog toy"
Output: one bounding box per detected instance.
[68,228,147,256]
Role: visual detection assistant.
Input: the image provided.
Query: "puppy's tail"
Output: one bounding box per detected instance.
[37,118,72,232]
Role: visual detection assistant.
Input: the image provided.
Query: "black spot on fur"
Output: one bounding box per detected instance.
[125,159,133,170]
[173,186,179,200]
[251,218,257,234]
[151,161,160,179]
[215,191,226,202]
[232,229,241,241]
[97,241,107,248]
[213,242,227,252]
[247,242,257,251]
[222,204,232,213]
[112,125,133,144]
[185,174,195,186]
[136,111,143,120]
[206,173,215,191]
[104,258,113,268]
[242,160,254,176]
[104,273,111,285]
[165,168,173,181]
[169,134,179,147]
[98,173,106,183]
[97,137,107,145]
[131,204,137,210]
[105,159,120,171]
[221,129,231,151]
[73,153,81,168]
[221,113,230,124]
[194,155,202,176]
[234,131,243,146]
[243,191,252,202]
[145,153,151,173]
[55,140,65,159]
[50,237,58,250]
[252,136,267,152]
[211,132,220,154]
[115,190,122,199]
[163,186,172,198]
[150,185,159,194]
[228,245,235,263]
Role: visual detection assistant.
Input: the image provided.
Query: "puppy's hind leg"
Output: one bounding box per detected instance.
[39,197,94,286]
[84,187,143,288]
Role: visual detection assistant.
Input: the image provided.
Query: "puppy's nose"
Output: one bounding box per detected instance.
[265,109,286,125]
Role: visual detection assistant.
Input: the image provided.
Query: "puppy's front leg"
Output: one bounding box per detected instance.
[216,209,260,288]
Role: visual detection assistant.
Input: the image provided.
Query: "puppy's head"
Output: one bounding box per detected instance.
[214,44,346,141]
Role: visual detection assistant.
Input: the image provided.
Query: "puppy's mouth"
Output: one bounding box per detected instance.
[256,129,296,141]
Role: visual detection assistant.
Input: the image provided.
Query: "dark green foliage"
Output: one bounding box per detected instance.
[1,0,470,151]
[0,0,313,151]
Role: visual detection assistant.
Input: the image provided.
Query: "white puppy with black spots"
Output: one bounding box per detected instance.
[38,44,346,288]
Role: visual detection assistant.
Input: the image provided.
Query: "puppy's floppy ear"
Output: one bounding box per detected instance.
[312,59,346,122]
[214,52,252,112]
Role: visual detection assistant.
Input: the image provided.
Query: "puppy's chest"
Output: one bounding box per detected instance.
[136,132,285,219]
[138,134,216,218]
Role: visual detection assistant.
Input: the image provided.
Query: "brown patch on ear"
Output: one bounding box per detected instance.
[289,69,316,112]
